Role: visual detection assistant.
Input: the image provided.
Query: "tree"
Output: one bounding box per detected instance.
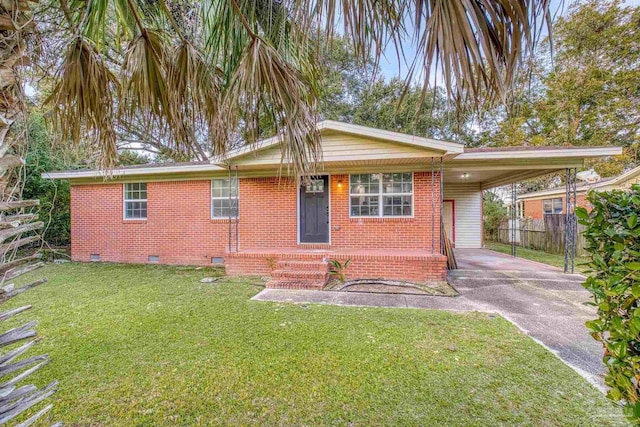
[537,0,639,175]
[23,114,75,248]
[37,0,551,176]
[353,78,472,142]
[477,0,639,177]
[483,191,509,241]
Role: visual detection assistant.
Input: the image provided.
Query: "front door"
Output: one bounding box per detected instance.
[299,176,330,243]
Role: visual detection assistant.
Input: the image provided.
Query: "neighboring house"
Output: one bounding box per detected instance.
[43,121,620,288]
[517,165,640,220]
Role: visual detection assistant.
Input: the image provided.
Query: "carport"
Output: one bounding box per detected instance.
[443,145,622,273]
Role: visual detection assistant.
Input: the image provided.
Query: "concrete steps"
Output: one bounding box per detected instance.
[266,259,329,290]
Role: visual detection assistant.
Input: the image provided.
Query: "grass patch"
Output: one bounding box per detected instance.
[3,263,625,426]
[485,241,590,272]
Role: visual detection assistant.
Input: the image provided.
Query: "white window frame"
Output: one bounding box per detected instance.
[543,197,563,215]
[349,172,414,218]
[211,178,239,219]
[123,182,147,220]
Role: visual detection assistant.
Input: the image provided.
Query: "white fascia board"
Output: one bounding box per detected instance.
[42,164,226,180]
[455,146,622,161]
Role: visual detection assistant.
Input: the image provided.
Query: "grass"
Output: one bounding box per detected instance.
[485,241,590,272]
[3,263,626,426]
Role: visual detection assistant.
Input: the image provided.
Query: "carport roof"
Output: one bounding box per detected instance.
[443,146,621,189]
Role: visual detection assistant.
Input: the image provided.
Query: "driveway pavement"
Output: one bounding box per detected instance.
[253,260,604,390]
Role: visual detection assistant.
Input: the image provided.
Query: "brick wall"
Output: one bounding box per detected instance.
[238,177,298,248]
[71,181,228,265]
[523,194,589,220]
[71,172,444,278]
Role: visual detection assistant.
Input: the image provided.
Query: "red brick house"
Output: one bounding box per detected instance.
[516,165,640,220]
[44,122,620,288]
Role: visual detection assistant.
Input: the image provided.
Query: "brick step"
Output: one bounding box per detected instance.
[266,279,326,290]
[272,269,328,281]
[276,259,327,270]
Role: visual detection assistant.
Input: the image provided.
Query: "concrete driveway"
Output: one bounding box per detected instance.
[447,267,602,389]
[255,249,604,389]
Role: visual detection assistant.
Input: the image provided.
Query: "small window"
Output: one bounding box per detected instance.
[350,173,413,217]
[124,183,147,219]
[211,178,238,218]
[543,197,563,215]
[305,179,324,193]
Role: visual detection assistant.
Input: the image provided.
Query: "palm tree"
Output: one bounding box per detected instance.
[43,0,551,175]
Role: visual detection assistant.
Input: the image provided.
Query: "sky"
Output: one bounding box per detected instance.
[377,0,640,81]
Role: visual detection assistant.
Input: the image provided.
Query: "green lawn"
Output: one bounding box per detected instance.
[4,263,625,426]
[485,241,590,272]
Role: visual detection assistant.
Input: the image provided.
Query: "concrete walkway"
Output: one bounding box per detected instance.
[455,248,561,271]
[253,267,604,391]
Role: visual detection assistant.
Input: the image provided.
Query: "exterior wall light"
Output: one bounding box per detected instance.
[337,179,343,188]
[461,173,470,179]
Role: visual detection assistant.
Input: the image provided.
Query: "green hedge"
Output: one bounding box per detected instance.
[577,184,640,423]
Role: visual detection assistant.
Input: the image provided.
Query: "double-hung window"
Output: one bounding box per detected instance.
[124,183,147,219]
[350,173,413,217]
[211,178,238,218]
[543,197,563,215]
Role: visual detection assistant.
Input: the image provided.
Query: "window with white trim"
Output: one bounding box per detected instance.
[350,173,413,217]
[543,197,563,215]
[124,183,147,219]
[211,178,238,218]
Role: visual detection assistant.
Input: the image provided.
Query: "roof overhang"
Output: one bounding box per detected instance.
[42,163,226,180]
[444,146,623,189]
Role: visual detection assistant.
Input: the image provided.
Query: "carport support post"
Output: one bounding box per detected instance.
[511,183,517,258]
[564,168,577,273]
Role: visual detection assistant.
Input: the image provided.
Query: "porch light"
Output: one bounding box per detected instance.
[337,179,343,188]
[461,173,470,179]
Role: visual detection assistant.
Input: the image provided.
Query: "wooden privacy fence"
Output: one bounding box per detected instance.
[496,215,587,256]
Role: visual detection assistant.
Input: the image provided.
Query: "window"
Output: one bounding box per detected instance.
[211,178,238,218]
[124,183,147,219]
[350,173,413,217]
[305,179,324,193]
[543,197,563,215]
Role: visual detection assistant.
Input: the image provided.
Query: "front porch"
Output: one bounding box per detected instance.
[225,248,448,289]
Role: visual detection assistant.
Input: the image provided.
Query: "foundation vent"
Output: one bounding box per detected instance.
[90,254,100,262]
[211,257,224,265]
[148,255,160,263]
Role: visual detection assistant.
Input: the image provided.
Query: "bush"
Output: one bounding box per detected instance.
[483,191,508,241]
[577,184,640,422]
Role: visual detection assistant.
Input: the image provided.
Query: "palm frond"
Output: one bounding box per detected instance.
[46,36,119,170]
[119,29,175,143]
[408,0,551,106]
[217,37,320,176]
[169,42,222,156]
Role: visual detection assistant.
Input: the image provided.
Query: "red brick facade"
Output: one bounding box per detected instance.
[522,194,589,220]
[71,171,446,281]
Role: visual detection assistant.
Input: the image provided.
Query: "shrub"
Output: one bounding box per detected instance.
[577,184,640,422]
[483,190,508,241]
